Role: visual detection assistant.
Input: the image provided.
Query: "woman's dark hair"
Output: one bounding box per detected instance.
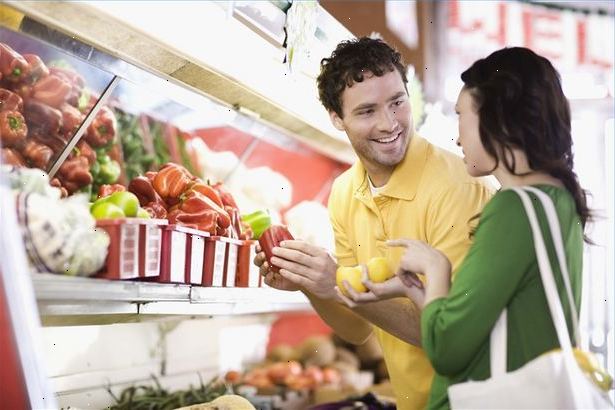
[317,37,407,118]
[461,47,591,236]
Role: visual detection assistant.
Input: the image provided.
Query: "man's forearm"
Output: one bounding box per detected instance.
[354,298,422,346]
[305,291,422,346]
[304,291,373,345]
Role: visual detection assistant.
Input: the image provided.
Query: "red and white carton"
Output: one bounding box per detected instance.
[222,237,243,288]
[236,240,261,288]
[184,228,210,285]
[138,219,168,278]
[202,236,227,287]
[159,225,199,284]
[96,218,163,280]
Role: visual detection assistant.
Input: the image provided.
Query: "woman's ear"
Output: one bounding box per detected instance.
[329,111,345,131]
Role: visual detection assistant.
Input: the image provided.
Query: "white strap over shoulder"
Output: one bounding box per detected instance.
[523,186,580,346]
[490,309,507,376]
[510,187,574,353]
[490,187,578,376]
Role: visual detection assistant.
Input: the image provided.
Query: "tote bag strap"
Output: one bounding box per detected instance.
[491,187,577,376]
[523,186,581,346]
[490,310,508,376]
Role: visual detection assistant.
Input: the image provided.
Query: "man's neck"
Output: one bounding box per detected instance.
[365,164,394,188]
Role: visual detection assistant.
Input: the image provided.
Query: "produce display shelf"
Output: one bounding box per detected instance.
[6,1,357,164]
[33,273,311,326]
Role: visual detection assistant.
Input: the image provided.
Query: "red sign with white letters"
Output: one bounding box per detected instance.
[447,0,613,74]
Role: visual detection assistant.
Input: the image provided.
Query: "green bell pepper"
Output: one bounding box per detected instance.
[97,158,121,185]
[241,210,272,240]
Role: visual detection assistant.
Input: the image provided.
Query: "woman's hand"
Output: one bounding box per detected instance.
[387,239,451,276]
[387,239,452,308]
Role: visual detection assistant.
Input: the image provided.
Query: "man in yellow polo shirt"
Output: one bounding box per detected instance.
[256,37,491,409]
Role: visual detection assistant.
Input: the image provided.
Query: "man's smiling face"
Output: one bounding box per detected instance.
[330,69,413,172]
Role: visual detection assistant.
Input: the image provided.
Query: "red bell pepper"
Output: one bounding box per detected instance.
[0,110,27,148]
[0,43,28,83]
[224,205,243,239]
[143,200,168,219]
[153,163,192,204]
[60,103,84,138]
[258,225,294,273]
[24,100,62,137]
[98,184,126,199]
[183,181,223,208]
[1,148,25,167]
[145,171,157,183]
[168,208,218,233]
[128,175,164,207]
[31,74,72,108]
[216,225,229,237]
[22,54,49,84]
[212,182,239,209]
[49,67,85,107]
[21,139,53,170]
[179,190,230,229]
[57,156,93,193]
[29,134,64,156]
[85,106,117,147]
[0,89,23,112]
[12,83,32,103]
[76,140,96,166]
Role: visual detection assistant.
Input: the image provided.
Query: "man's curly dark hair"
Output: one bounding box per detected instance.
[317,37,408,118]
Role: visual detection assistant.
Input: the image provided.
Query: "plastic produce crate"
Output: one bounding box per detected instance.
[202,236,234,287]
[236,240,261,288]
[222,237,243,288]
[138,219,168,278]
[95,218,166,280]
[184,228,210,285]
[159,225,206,284]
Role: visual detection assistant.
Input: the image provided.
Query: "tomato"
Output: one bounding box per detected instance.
[303,366,324,385]
[224,370,242,384]
[322,367,341,384]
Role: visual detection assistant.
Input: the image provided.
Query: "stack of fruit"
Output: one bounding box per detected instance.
[90,190,150,220]
[125,162,249,239]
[336,257,395,295]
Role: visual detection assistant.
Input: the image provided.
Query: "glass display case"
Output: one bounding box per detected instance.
[0,5,350,316]
[0,26,115,193]
[0,5,359,408]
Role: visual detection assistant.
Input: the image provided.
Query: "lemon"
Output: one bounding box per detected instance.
[367,257,394,283]
[336,266,366,296]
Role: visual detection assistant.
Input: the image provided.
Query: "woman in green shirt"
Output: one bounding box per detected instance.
[338,47,591,409]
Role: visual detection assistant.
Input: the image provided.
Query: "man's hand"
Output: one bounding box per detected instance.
[335,274,409,308]
[269,240,338,300]
[254,244,300,291]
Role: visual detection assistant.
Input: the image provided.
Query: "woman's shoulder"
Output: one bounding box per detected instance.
[481,188,526,216]
[480,185,578,225]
